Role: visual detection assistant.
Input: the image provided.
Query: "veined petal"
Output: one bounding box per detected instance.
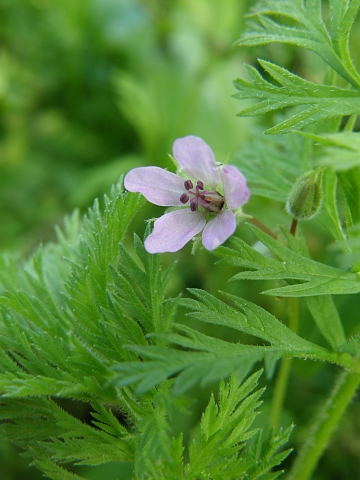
[173,136,220,188]
[145,209,206,253]
[202,210,236,251]
[220,165,250,210]
[124,167,186,206]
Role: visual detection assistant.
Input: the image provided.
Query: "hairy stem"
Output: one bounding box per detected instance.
[269,357,292,429]
[288,370,360,480]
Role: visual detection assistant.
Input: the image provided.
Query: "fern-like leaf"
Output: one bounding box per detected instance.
[234,61,360,134]
[185,371,292,479]
[234,0,360,133]
[238,0,360,87]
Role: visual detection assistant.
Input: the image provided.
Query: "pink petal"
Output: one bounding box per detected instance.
[124,167,186,206]
[220,165,250,210]
[202,210,236,251]
[173,136,220,188]
[145,209,206,253]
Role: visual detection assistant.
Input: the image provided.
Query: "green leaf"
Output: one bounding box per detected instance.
[186,371,293,480]
[134,388,174,479]
[237,0,360,87]
[321,168,347,242]
[337,168,360,229]
[182,289,326,353]
[0,182,183,478]
[111,303,348,397]
[233,61,360,134]
[32,459,86,480]
[215,223,360,296]
[242,427,293,480]
[303,295,346,349]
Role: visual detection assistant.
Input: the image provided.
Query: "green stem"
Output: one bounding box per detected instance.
[269,357,292,429]
[269,297,299,428]
[288,370,360,480]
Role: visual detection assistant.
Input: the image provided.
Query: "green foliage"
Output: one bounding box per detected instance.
[0,182,168,478]
[238,0,360,85]
[234,61,360,134]
[234,0,360,133]
[184,371,292,480]
[214,223,360,297]
[2,0,360,479]
[111,285,358,397]
[0,182,293,479]
[125,371,293,479]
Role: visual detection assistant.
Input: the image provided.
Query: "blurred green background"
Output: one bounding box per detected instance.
[1,1,359,479]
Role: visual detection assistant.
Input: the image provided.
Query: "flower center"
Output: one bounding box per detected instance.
[180,179,224,213]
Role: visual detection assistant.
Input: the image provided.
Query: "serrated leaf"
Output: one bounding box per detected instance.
[185,371,292,480]
[110,310,350,397]
[234,61,360,134]
[182,289,327,353]
[238,0,360,87]
[0,182,178,478]
[215,223,360,296]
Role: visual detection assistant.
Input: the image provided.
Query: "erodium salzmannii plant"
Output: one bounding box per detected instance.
[2,1,360,480]
[124,135,250,252]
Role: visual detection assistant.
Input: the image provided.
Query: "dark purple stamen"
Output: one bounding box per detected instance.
[180,193,189,204]
[190,198,198,212]
[179,178,224,213]
[184,179,193,190]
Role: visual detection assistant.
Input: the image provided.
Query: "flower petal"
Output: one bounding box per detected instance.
[202,210,236,250]
[220,165,250,210]
[173,136,220,188]
[124,167,186,206]
[145,209,206,253]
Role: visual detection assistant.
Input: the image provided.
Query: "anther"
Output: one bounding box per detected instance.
[184,180,193,190]
[180,193,189,204]
[197,181,204,190]
[190,198,198,212]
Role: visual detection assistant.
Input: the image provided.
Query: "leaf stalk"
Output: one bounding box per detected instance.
[288,370,360,480]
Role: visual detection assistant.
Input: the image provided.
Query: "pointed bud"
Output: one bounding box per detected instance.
[286,167,325,220]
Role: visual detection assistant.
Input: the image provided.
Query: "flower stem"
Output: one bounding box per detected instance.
[288,370,360,480]
[248,217,277,239]
[269,297,299,428]
[290,218,298,236]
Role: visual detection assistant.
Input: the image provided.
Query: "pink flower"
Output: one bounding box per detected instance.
[124,135,250,253]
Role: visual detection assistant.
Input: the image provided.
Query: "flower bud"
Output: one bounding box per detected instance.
[286,167,325,220]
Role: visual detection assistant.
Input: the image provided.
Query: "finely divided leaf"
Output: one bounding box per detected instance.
[215,223,360,296]
[0,183,181,478]
[182,289,326,353]
[238,0,360,87]
[233,61,360,134]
